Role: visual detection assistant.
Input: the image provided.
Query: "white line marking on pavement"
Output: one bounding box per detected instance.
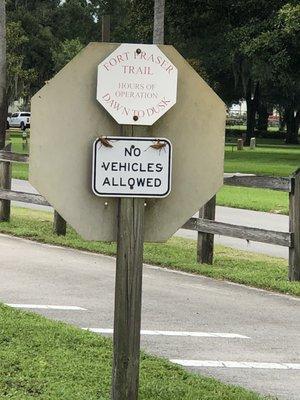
[6,304,87,311]
[171,360,300,370]
[84,328,250,339]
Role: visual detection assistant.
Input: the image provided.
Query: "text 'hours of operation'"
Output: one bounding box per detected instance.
[97,43,178,125]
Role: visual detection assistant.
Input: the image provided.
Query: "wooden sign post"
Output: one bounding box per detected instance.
[112,126,145,400]
[101,35,163,399]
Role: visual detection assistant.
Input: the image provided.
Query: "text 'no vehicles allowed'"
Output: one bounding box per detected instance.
[92,137,172,198]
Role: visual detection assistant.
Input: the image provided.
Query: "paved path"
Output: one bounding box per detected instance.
[0,234,299,399]
[12,179,289,259]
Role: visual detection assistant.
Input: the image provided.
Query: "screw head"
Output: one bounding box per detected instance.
[133,115,138,121]
[136,48,141,54]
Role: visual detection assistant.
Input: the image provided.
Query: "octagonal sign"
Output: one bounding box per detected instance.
[29,43,225,243]
[96,43,178,125]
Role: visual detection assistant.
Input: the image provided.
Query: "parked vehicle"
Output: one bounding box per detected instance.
[7,112,31,130]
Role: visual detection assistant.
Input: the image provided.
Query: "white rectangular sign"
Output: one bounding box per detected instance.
[92,137,172,198]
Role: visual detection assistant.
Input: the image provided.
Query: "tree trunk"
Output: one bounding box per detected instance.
[245,99,255,145]
[153,0,165,44]
[245,80,259,146]
[0,0,7,150]
[257,102,269,137]
[279,109,286,132]
[286,107,299,144]
[296,111,300,139]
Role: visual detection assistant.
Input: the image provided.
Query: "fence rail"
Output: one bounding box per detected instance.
[183,218,291,247]
[0,151,29,163]
[0,188,49,206]
[0,150,299,281]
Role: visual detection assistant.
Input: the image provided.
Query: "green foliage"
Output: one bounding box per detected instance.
[6,0,98,97]
[217,185,288,215]
[6,0,59,95]
[53,0,98,43]
[6,21,37,103]
[224,144,300,176]
[52,38,84,73]
[5,0,136,99]
[88,0,133,42]
[242,3,300,98]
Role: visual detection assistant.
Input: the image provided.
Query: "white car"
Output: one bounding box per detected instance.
[8,112,31,130]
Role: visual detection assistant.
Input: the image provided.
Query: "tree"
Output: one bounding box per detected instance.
[54,0,98,43]
[6,0,60,97]
[0,0,7,149]
[52,38,84,73]
[243,3,300,143]
[5,0,103,100]
[6,21,36,107]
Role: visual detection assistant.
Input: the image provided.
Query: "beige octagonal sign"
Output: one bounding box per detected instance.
[29,43,225,243]
[96,43,178,125]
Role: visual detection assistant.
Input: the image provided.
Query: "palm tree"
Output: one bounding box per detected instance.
[153,0,165,44]
[0,0,7,149]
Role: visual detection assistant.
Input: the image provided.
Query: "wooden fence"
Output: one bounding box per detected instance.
[182,171,300,282]
[0,150,299,281]
[0,150,66,236]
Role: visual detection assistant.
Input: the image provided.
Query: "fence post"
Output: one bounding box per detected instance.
[53,210,67,236]
[289,169,300,281]
[0,142,11,221]
[197,194,216,264]
[237,138,243,150]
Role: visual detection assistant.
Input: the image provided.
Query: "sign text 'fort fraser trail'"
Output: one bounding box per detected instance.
[97,44,178,125]
[92,137,172,197]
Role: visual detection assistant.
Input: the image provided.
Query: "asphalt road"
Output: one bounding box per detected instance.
[12,179,289,259]
[0,234,299,399]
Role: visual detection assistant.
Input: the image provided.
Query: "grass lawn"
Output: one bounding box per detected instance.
[224,145,300,177]
[0,304,271,400]
[0,207,299,297]
[9,132,29,180]
[217,186,289,214]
